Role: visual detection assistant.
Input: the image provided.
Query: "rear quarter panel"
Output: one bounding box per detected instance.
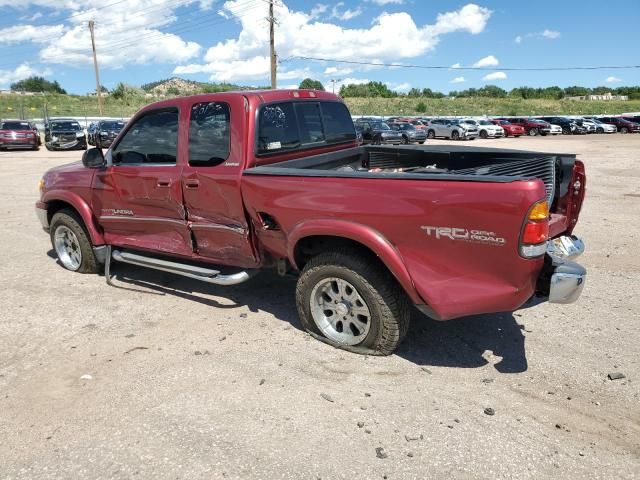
[241,174,547,320]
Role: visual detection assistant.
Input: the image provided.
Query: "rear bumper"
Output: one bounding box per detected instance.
[537,235,586,304]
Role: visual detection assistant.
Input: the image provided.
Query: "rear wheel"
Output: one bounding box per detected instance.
[597,127,604,134]
[296,250,410,355]
[528,128,539,136]
[50,210,99,274]
[562,127,572,135]
[479,130,488,139]
[620,127,629,134]
[402,135,409,144]
[427,130,435,139]
[451,130,460,140]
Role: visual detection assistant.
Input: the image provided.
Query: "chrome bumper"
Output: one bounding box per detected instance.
[541,235,586,304]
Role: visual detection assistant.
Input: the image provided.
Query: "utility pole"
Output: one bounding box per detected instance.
[88,20,104,116]
[268,0,277,89]
[330,79,342,94]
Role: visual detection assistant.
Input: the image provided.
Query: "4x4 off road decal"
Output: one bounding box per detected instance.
[421,226,506,246]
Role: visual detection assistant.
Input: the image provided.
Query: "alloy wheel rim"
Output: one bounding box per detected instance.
[54,226,82,271]
[310,277,371,346]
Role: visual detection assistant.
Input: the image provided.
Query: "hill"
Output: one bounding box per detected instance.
[2,91,639,120]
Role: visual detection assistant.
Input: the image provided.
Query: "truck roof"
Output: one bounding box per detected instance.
[136,89,344,113]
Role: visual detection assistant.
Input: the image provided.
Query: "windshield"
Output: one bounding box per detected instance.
[1,121,31,130]
[50,121,81,131]
[478,120,492,125]
[498,120,511,125]
[100,121,125,130]
[531,119,547,124]
[372,122,391,130]
[398,124,415,130]
[462,120,477,125]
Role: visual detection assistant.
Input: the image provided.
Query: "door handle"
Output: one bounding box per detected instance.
[157,179,171,187]
[185,180,200,189]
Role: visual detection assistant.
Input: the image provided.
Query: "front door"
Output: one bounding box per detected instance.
[92,107,193,257]
[180,96,258,268]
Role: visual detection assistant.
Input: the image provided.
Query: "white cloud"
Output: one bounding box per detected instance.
[331,2,363,21]
[516,29,561,43]
[19,12,43,21]
[450,76,465,83]
[368,0,404,5]
[0,25,65,44]
[0,1,206,69]
[482,71,507,81]
[0,63,53,87]
[472,55,499,68]
[324,66,354,76]
[387,81,411,92]
[310,3,329,18]
[176,1,491,83]
[542,29,560,39]
[605,76,622,83]
[450,62,461,69]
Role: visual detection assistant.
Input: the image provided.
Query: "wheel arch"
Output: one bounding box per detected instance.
[42,190,104,245]
[288,220,423,304]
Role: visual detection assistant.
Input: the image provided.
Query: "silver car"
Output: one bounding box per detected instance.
[461,119,504,139]
[426,119,478,140]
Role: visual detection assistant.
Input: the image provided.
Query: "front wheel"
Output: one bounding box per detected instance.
[50,210,99,274]
[528,128,539,136]
[401,135,409,144]
[597,127,604,134]
[427,129,435,139]
[562,127,572,135]
[479,130,488,139]
[451,130,460,140]
[620,127,629,134]
[296,251,410,355]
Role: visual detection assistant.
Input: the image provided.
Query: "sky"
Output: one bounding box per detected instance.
[1,0,639,95]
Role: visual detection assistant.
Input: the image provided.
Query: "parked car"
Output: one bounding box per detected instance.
[426,119,478,140]
[354,119,403,144]
[489,119,524,137]
[581,118,616,134]
[388,122,427,143]
[621,115,640,125]
[36,90,587,355]
[44,118,87,150]
[538,117,585,135]
[0,119,39,150]
[572,118,596,134]
[88,120,126,149]
[461,119,504,139]
[354,124,364,145]
[597,116,640,133]
[500,117,552,136]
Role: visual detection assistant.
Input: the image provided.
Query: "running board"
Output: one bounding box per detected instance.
[109,249,256,286]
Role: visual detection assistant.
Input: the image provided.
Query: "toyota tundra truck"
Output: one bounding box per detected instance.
[35,90,587,355]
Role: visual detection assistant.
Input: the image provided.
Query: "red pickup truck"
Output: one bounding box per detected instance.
[35,90,587,355]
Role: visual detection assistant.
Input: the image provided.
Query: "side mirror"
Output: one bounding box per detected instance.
[82,147,105,168]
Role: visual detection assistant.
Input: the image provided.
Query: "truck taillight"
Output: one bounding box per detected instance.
[520,199,549,258]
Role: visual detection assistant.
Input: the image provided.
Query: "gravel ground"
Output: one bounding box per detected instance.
[0,135,638,480]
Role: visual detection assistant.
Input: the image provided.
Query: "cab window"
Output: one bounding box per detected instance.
[189,102,230,167]
[112,109,178,165]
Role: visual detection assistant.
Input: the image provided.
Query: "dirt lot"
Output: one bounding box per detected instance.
[1,135,638,479]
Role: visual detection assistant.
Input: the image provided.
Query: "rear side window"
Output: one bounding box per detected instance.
[257,101,355,155]
[112,108,178,165]
[189,102,230,167]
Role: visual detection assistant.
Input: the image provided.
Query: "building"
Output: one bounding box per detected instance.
[566,93,628,101]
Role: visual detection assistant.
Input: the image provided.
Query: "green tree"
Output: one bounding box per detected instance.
[111,82,143,104]
[416,101,427,113]
[299,78,325,90]
[10,76,66,94]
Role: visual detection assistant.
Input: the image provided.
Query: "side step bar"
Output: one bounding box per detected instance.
[107,248,256,286]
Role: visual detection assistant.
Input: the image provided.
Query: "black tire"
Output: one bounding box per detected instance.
[597,127,604,134]
[45,144,53,151]
[32,143,39,151]
[451,130,460,140]
[528,128,539,136]
[49,209,99,274]
[620,127,628,134]
[479,130,488,139]
[562,127,571,135]
[427,129,435,139]
[402,135,409,144]
[296,250,411,356]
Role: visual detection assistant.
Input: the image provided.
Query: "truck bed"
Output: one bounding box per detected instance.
[246,145,577,207]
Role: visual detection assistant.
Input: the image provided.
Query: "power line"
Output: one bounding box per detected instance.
[284,56,640,72]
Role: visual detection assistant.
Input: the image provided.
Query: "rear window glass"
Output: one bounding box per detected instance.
[257,101,355,155]
[1,121,31,130]
[189,102,230,167]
